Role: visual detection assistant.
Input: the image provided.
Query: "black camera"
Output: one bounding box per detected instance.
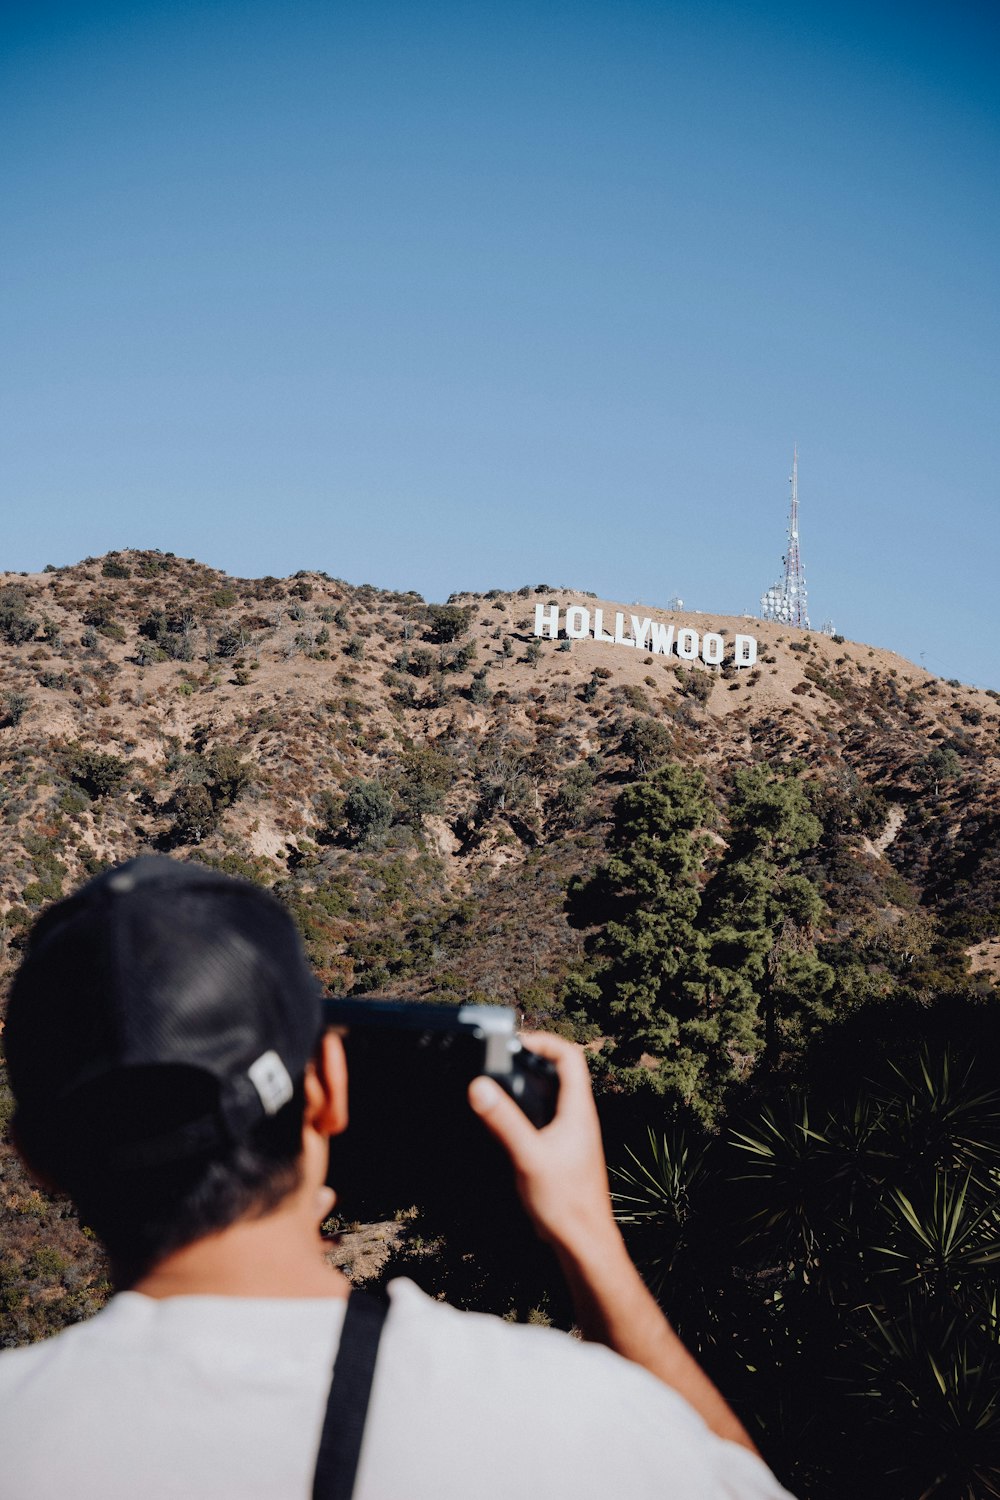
[323,997,559,1127]
[321,997,559,1223]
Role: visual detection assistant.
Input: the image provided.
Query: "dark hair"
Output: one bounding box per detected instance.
[17,1067,308,1286]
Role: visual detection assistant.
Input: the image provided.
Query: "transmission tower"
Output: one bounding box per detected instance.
[760,446,810,629]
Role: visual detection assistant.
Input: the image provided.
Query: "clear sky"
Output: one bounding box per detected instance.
[3,0,998,686]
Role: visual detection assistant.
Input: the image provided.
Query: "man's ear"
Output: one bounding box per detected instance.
[304,1030,349,1138]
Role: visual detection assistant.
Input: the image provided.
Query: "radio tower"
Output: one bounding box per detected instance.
[760,446,810,629]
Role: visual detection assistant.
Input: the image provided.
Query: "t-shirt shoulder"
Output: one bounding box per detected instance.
[375,1279,795,1500]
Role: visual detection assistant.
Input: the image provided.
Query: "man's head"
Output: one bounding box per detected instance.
[5,855,341,1283]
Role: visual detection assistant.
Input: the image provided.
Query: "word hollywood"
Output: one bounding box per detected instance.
[533,604,758,667]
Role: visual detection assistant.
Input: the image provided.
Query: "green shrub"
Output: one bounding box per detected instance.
[171,783,219,843]
[395,746,452,825]
[57,785,90,816]
[82,599,117,628]
[343,779,394,846]
[68,748,129,799]
[3,690,30,727]
[207,747,254,807]
[619,683,651,713]
[552,763,595,824]
[426,605,472,643]
[0,586,38,644]
[620,717,672,774]
[677,669,712,703]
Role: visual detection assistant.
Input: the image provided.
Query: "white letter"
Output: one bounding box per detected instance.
[566,605,590,640]
[702,632,724,665]
[534,604,559,639]
[677,628,699,660]
[734,634,758,667]
[613,612,634,647]
[649,621,675,655]
[592,608,614,643]
[631,616,651,651]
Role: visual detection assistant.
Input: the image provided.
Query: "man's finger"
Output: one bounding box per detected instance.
[468,1076,539,1165]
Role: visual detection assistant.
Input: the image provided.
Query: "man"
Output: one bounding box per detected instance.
[0,855,793,1498]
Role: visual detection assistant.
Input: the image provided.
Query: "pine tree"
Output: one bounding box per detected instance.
[567,763,832,1121]
[699,767,832,1065]
[565,764,714,1102]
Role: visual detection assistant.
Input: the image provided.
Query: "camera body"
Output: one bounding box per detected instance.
[322,997,570,1322]
[321,997,558,1226]
[323,997,559,1128]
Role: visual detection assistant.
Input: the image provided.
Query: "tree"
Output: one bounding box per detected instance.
[918,746,963,793]
[401,647,436,678]
[171,784,219,844]
[395,746,452,826]
[551,763,596,827]
[567,764,832,1122]
[343,779,394,846]
[215,624,253,658]
[0,586,37,645]
[698,767,831,1063]
[620,718,673,776]
[207,747,254,808]
[567,765,712,1092]
[68,749,129,799]
[426,605,472,643]
[3,691,30,728]
[472,732,532,821]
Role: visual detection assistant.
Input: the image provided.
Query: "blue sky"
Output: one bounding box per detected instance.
[3,0,998,686]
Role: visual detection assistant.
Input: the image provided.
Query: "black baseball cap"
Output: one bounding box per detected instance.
[5,856,323,1172]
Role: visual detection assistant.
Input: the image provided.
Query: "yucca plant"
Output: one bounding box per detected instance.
[874,1173,1000,1297]
[608,1123,740,1360]
[861,1294,1000,1499]
[611,1038,1000,1498]
[612,1125,707,1225]
[881,1050,1000,1192]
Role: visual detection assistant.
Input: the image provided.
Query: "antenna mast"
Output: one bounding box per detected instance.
[760,445,811,629]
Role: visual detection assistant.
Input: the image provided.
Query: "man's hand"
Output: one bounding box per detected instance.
[468,1031,765,1461]
[467,1032,618,1258]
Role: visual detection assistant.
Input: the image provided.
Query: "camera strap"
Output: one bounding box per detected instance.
[312,1291,388,1500]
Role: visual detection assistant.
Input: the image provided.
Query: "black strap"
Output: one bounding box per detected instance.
[312,1292,389,1500]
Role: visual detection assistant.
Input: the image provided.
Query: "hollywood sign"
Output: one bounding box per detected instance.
[533,604,758,667]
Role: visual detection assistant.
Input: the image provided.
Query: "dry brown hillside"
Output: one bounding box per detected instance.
[0,549,997,994]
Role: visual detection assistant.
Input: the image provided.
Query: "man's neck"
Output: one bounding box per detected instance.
[131,1197,351,1301]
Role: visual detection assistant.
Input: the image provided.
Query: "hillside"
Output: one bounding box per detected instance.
[1,548,999,1344]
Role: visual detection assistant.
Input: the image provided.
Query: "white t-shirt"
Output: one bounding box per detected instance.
[0,1277,793,1499]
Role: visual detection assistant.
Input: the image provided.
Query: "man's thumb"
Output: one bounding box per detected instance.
[468,1076,536,1161]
